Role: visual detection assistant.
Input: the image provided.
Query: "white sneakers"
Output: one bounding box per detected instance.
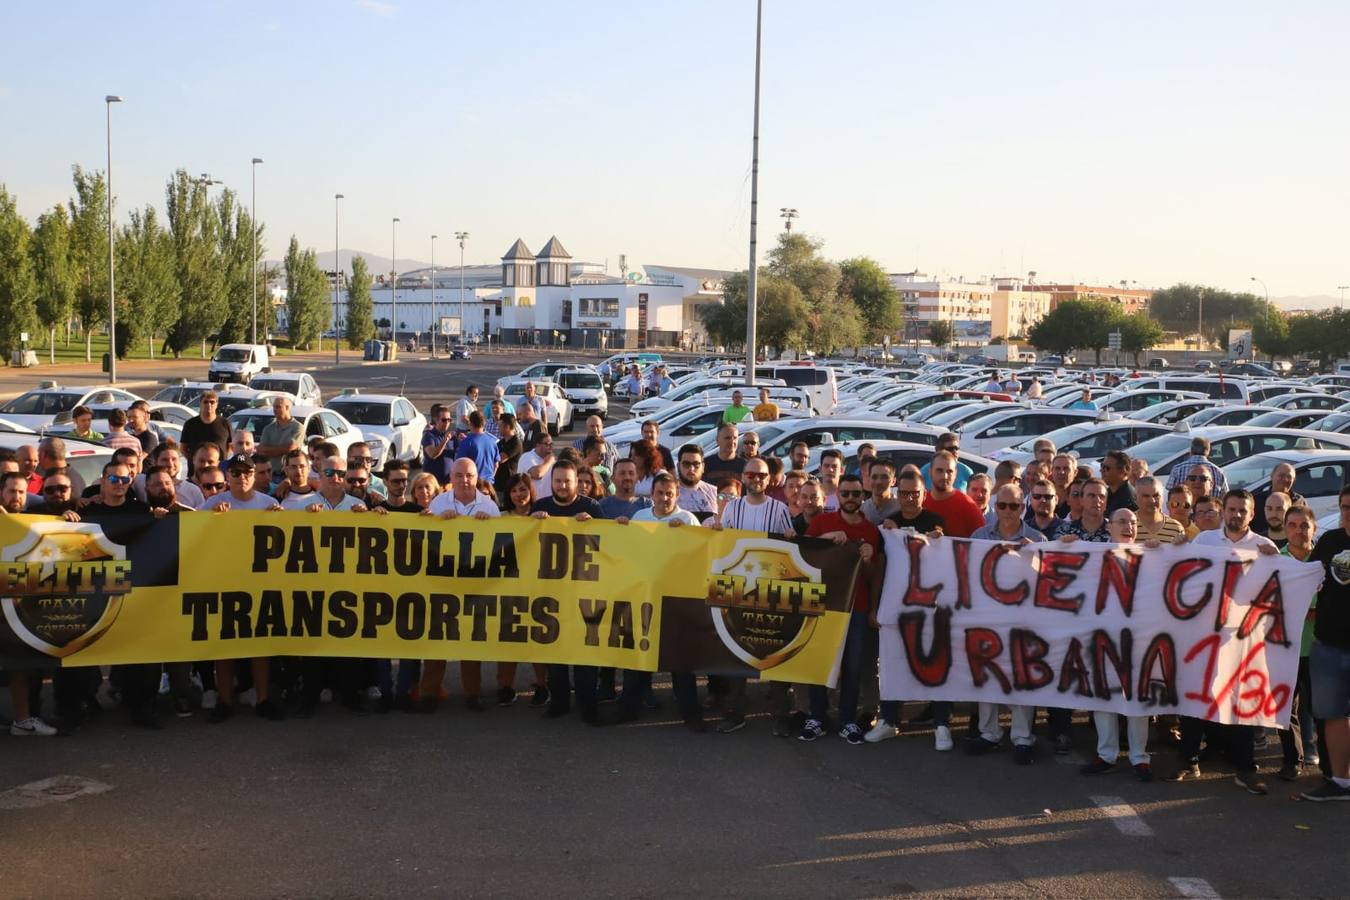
[864,720,900,743]
[934,725,954,751]
[10,717,57,737]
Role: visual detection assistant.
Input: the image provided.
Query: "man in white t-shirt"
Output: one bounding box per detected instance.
[202,454,283,511]
[631,473,699,526]
[1174,488,1278,795]
[429,458,501,519]
[518,431,555,499]
[295,456,368,512]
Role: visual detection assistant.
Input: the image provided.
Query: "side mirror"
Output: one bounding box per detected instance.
[393,417,410,427]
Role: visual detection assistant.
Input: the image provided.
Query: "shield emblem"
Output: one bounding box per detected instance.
[706,539,824,671]
[1,522,129,658]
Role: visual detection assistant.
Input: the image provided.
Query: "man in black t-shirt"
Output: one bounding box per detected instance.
[531,461,602,724]
[1302,485,1350,801]
[702,422,744,484]
[180,390,232,459]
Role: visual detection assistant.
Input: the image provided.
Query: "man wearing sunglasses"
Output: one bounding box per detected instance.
[968,483,1046,764]
[182,390,232,459]
[377,460,419,512]
[298,457,368,512]
[421,406,457,486]
[28,472,81,521]
[1026,478,1064,539]
[801,472,882,746]
[346,442,386,499]
[1165,436,1228,497]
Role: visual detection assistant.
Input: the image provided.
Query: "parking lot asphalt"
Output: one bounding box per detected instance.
[1,352,1346,898]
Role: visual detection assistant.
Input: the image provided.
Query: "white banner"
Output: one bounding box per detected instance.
[877,533,1323,727]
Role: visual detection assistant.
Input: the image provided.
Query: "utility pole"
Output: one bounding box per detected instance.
[334,194,344,364]
[105,95,123,382]
[251,158,263,344]
[456,231,470,345]
[391,217,400,349]
[744,0,763,378]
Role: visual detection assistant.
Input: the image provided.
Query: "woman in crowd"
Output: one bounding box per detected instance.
[629,439,666,497]
[498,472,548,705]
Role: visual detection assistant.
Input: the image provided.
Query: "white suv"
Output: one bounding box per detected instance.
[555,368,609,420]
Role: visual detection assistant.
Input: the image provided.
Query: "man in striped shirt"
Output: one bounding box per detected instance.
[1134,476,1187,545]
[714,457,794,537]
[102,408,143,456]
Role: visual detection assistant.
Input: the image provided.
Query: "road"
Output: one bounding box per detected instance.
[1,352,1344,898]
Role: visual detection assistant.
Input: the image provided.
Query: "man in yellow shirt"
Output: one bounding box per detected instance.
[1134,477,1187,544]
[751,387,780,422]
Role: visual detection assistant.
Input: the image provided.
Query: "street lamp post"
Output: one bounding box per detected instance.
[334,194,344,364]
[455,231,469,344]
[430,234,438,358]
[251,157,263,345]
[197,175,223,359]
[779,207,798,232]
[1250,276,1269,305]
[391,217,400,349]
[1338,285,1349,311]
[105,95,123,383]
[744,0,763,377]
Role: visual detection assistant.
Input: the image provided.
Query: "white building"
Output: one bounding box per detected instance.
[305,237,729,350]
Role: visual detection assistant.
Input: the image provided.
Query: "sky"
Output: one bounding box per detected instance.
[4,1,1348,300]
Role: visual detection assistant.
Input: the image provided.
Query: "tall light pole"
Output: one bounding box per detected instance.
[391,217,400,349]
[744,0,763,377]
[779,207,797,232]
[334,193,344,364]
[105,95,123,383]
[430,234,438,358]
[197,175,223,359]
[1250,276,1269,305]
[455,231,469,343]
[250,157,263,345]
[1196,286,1204,356]
[1339,285,1349,310]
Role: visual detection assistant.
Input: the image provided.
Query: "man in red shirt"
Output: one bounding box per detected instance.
[803,472,881,745]
[924,450,985,538]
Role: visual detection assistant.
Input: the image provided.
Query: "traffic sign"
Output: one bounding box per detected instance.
[1107,331,1122,351]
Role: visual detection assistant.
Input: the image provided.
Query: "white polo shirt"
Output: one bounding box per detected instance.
[427,491,501,518]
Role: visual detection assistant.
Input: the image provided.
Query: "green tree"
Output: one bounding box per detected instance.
[1148,283,1262,349]
[285,236,330,349]
[344,255,375,348]
[766,232,840,307]
[115,206,178,358]
[1287,309,1350,368]
[1028,298,1121,363]
[1251,303,1290,361]
[67,166,110,361]
[698,270,809,353]
[927,319,955,351]
[215,191,264,345]
[0,186,38,362]
[1118,312,1165,367]
[30,205,77,364]
[837,257,900,345]
[163,170,226,356]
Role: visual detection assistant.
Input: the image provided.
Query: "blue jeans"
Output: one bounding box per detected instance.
[1310,639,1350,719]
[810,612,872,726]
[375,659,421,701]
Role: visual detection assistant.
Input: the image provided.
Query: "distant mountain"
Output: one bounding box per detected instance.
[1274,294,1344,312]
[262,249,433,274]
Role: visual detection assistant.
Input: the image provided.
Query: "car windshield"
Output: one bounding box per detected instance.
[1011,422,1093,452]
[1245,411,1296,427]
[1312,413,1350,432]
[1123,433,1194,469]
[1,391,85,415]
[1222,456,1285,490]
[249,378,294,393]
[228,413,267,434]
[214,348,252,363]
[559,373,601,390]
[329,402,390,426]
[215,395,268,416]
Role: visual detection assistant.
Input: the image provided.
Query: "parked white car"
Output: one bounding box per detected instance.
[1221,449,1350,519]
[249,372,323,407]
[956,407,1100,456]
[228,405,366,463]
[0,383,143,430]
[501,380,574,436]
[324,393,427,466]
[555,368,608,420]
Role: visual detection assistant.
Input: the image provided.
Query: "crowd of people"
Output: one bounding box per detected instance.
[1,383,1347,804]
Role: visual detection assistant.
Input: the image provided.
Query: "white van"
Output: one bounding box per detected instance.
[208,343,271,385]
[754,364,838,414]
[1125,376,1251,405]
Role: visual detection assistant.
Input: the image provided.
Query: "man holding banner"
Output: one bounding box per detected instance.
[1172,489,1279,794]
[1302,486,1350,802]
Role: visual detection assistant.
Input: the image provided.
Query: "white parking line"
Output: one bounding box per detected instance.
[1168,876,1220,898]
[1089,794,1154,837]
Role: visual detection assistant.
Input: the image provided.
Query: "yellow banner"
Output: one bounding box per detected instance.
[0,512,860,686]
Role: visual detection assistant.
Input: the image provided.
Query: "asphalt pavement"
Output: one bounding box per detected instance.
[2,352,1345,898]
